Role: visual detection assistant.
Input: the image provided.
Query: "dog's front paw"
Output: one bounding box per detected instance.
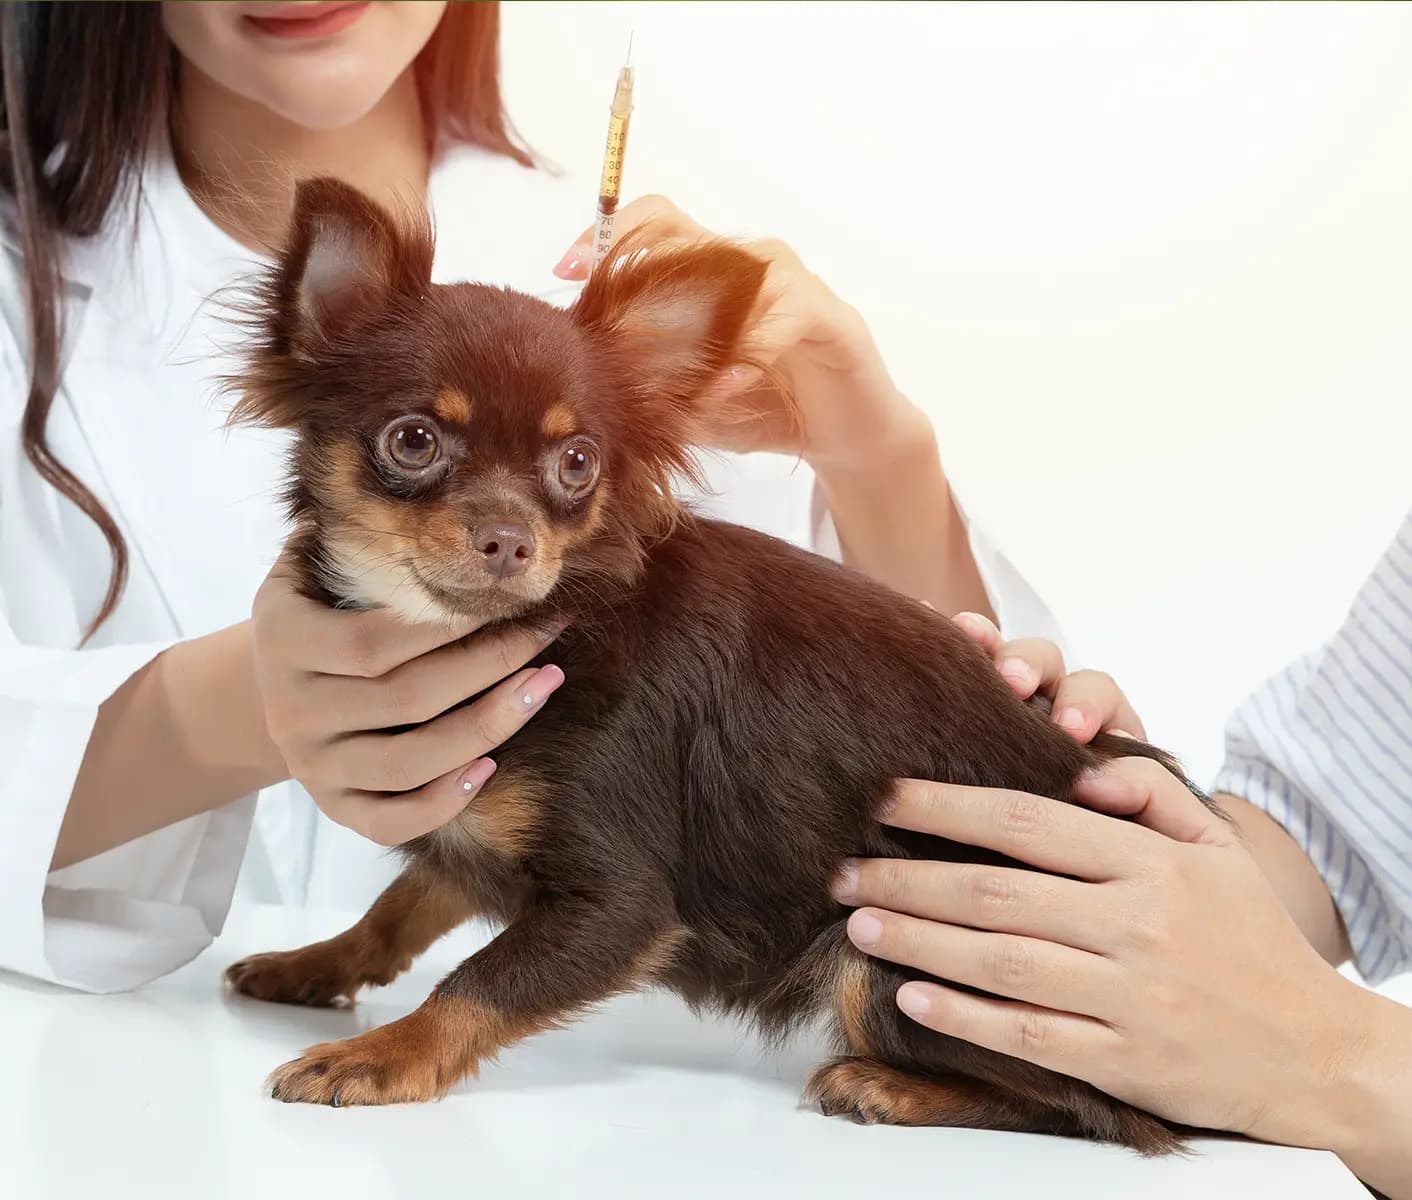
[267,1008,463,1106]
[224,946,359,1008]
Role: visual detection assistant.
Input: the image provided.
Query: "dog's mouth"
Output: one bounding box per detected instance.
[409,562,556,623]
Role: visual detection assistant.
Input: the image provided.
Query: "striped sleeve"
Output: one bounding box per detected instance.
[1211,511,1412,986]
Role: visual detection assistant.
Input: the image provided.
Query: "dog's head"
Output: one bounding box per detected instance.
[229,178,771,624]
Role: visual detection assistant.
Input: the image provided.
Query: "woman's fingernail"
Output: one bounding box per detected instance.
[998,657,1036,690]
[1055,707,1086,734]
[552,243,592,279]
[897,983,932,1018]
[1110,728,1137,739]
[848,910,883,948]
[519,664,566,711]
[458,757,497,794]
[830,859,861,903]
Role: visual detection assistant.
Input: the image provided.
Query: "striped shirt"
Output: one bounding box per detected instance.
[1213,511,1412,985]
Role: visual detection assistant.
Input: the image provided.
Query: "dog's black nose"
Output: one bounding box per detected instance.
[472,522,536,579]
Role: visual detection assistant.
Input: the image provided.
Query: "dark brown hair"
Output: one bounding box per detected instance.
[223,180,1213,1151]
[0,1,529,641]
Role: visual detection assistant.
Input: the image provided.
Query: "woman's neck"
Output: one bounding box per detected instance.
[172,63,430,254]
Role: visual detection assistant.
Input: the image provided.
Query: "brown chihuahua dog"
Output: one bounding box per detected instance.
[224,178,1203,1153]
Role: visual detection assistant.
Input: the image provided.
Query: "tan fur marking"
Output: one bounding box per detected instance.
[266,924,692,1106]
[433,387,473,425]
[225,869,472,1007]
[803,1056,1181,1150]
[320,441,435,619]
[632,925,692,983]
[834,949,875,1057]
[266,993,547,1106]
[533,478,611,578]
[435,769,548,860]
[806,1057,1006,1126]
[540,402,577,440]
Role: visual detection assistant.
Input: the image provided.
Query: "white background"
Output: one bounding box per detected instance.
[501,1,1412,784]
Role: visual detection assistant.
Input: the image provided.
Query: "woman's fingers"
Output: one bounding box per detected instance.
[1051,670,1146,741]
[302,621,563,734]
[883,779,1155,881]
[892,981,1119,1078]
[993,637,1066,701]
[555,194,708,279]
[326,756,500,847]
[254,568,479,678]
[949,615,1064,701]
[948,614,1144,742]
[322,664,565,794]
[952,611,1003,654]
[1076,757,1233,847]
[846,907,1124,1020]
[833,857,1112,954]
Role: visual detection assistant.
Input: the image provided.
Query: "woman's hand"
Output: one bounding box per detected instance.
[833,762,1390,1158]
[250,556,564,847]
[555,195,996,618]
[554,195,930,471]
[951,611,1144,742]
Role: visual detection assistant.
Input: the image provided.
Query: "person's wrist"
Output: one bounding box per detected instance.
[161,622,288,785]
[1312,981,1408,1176]
[805,392,936,478]
[1282,974,1393,1159]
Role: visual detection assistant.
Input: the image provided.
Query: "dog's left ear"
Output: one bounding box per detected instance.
[571,237,769,428]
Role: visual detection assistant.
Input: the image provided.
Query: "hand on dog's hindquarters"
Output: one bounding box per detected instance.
[835,765,1379,1151]
[835,626,1393,1167]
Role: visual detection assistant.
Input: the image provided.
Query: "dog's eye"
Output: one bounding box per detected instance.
[557,444,600,494]
[385,421,440,471]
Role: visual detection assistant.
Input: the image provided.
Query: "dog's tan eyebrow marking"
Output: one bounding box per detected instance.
[540,403,577,440]
[434,388,473,425]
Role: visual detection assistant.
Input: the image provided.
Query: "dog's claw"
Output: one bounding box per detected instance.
[330,1090,342,1108]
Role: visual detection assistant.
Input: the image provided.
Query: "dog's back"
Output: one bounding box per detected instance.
[480,512,1193,1152]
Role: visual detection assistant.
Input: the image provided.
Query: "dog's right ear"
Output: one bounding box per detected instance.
[226,178,433,429]
[278,177,432,358]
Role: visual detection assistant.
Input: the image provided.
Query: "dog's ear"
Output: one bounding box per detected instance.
[570,237,771,467]
[226,178,433,429]
[279,177,432,357]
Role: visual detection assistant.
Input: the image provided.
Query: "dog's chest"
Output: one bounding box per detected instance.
[412,765,545,908]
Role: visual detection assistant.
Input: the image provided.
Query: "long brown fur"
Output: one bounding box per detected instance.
[222,178,1210,1154]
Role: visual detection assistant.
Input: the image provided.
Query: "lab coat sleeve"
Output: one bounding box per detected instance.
[0,330,256,995]
[809,480,1066,649]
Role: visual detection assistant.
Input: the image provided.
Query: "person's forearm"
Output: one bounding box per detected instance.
[1316,984,1412,1198]
[52,621,287,871]
[811,405,996,620]
[1216,792,1353,965]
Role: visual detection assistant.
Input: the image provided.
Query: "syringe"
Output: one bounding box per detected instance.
[590,38,634,274]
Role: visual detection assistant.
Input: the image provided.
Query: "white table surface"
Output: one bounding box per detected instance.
[0,902,1371,1200]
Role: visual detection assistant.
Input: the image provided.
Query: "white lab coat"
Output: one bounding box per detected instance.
[0,142,1061,994]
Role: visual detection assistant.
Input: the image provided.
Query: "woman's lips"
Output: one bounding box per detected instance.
[244,2,371,40]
